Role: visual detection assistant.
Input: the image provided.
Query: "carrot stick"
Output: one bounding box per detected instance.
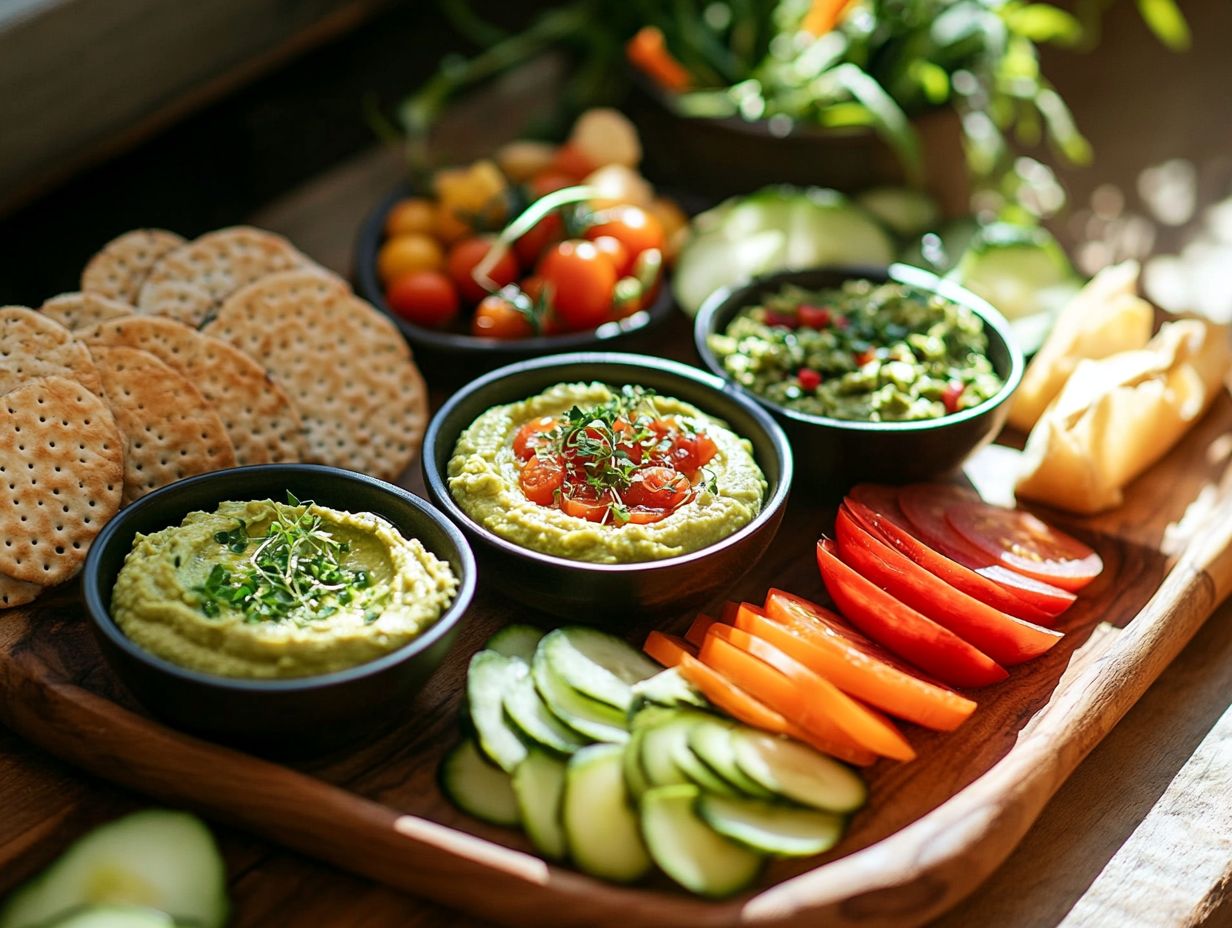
[626,26,692,93]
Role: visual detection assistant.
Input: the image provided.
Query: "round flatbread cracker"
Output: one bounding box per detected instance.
[79,315,307,466]
[40,292,134,331]
[204,272,428,481]
[91,346,237,504]
[0,573,44,609]
[81,229,186,304]
[0,306,103,397]
[0,376,124,586]
[137,226,307,327]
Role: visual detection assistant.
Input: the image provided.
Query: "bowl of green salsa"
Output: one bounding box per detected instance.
[695,264,1023,491]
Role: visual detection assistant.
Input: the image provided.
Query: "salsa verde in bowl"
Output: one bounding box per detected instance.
[695,264,1023,491]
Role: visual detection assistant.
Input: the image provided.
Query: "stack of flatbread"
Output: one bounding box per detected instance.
[1,226,429,608]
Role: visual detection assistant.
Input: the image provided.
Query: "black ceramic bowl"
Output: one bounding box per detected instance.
[422,352,792,621]
[354,185,675,383]
[695,264,1024,493]
[82,464,476,750]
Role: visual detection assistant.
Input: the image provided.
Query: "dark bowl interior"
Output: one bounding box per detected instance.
[422,352,792,622]
[354,184,676,383]
[82,464,476,752]
[694,264,1024,495]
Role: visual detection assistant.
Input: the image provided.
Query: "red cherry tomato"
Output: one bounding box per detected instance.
[585,206,665,263]
[621,466,692,510]
[519,455,564,506]
[561,492,610,522]
[527,171,575,199]
[447,237,520,304]
[514,211,564,267]
[513,416,560,460]
[797,305,833,329]
[660,430,717,474]
[549,143,596,181]
[471,295,535,340]
[385,271,458,328]
[590,235,632,277]
[538,240,617,331]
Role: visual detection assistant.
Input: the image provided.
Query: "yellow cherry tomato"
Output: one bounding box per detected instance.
[377,233,444,283]
[384,198,437,238]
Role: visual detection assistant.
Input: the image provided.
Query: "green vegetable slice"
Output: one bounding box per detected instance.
[513,750,569,861]
[466,650,529,773]
[538,628,659,713]
[697,794,845,857]
[562,745,652,883]
[439,738,520,827]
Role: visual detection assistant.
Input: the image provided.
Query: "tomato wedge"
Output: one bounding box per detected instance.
[946,501,1103,593]
[698,632,877,766]
[835,505,1063,666]
[684,613,717,649]
[644,630,696,666]
[709,621,915,761]
[817,539,1008,688]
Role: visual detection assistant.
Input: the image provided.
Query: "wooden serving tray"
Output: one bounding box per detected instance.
[1,389,1230,927]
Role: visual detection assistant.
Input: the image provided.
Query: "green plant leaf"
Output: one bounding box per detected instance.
[828,63,923,185]
[1035,86,1093,164]
[1005,4,1084,46]
[1136,0,1191,51]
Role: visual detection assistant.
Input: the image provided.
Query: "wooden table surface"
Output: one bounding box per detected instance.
[5,4,1232,925]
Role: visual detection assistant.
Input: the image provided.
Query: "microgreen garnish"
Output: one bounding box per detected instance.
[193,500,385,625]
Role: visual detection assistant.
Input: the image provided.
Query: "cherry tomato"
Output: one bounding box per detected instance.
[377,234,444,283]
[561,491,610,522]
[549,143,596,181]
[385,271,458,328]
[621,466,692,510]
[514,211,564,267]
[527,171,576,199]
[797,305,833,329]
[537,240,617,331]
[941,381,965,414]
[590,235,632,277]
[471,295,535,340]
[384,198,437,238]
[513,416,559,460]
[447,237,520,304]
[660,430,717,474]
[797,368,823,391]
[519,455,563,506]
[585,206,664,263]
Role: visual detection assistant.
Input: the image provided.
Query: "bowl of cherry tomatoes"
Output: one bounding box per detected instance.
[354,109,688,380]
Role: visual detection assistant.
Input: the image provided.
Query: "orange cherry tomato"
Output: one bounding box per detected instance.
[537,240,617,331]
[385,271,458,328]
[585,206,665,263]
[384,198,437,238]
[621,466,691,510]
[471,295,535,339]
[377,234,445,283]
[446,236,520,304]
[590,235,632,277]
[513,416,559,460]
[514,211,564,267]
[519,455,564,506]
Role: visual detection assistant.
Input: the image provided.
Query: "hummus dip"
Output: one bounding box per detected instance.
[448,383,767,563]
[111,498,459,679]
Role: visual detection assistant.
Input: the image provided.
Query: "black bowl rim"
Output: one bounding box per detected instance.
[354,184,676,355]
[422,351,793,573]
[81,463,478,694]
[693,262,1025,433]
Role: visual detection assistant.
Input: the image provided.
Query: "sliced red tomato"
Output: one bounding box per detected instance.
[513,416,559,460]
[817,539,1008,689]
[644,630,696,666]
[684,613,717,649]
[759,591,976,731]
[621,466,691,510]
[835,505,1063,666]
[518,456,563,505]
[561,493,609,522]
[709,623,916,762]
[945,500,1103,593]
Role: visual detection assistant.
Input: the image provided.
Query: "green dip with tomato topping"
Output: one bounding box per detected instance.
[708,279,1004,422]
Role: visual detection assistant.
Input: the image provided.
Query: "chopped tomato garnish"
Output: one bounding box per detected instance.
[518,455,563,506]
[513,416,559,460]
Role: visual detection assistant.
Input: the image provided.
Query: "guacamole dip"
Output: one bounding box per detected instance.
[111,498,459,679]
[708,279,1004,421]
[448,383,766,563]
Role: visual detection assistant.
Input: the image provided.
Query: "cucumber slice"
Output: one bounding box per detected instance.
[637,713,736,797]
[640,786,764,899]
[538,628,659,713]
[466,651,529,773]
[485,624,543,663]
[531,657,628,743]
[697,794,845,857]
[856,187,940,239]
[503,672,588,756]
[512,750,568,861]
[439,738,520,827]
[732,731,867,814]
[622,728,652,800]
[0,810,227,928]
[43,907,176,928]
[629,668,708,716]
[688,722,776,800]
[562,745,652,883]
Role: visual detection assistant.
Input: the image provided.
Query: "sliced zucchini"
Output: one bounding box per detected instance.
[43,907,176,928]
[697,794,845,858]
[640,786,764,899]
[638,713,736,797]
[688,721,776,800]
[485,624,543,663]
[856,187,940,239]
[629,667,708,716]
[466,651,529,773]
[0,810,228,928]
[622,728,652,800]
[439,738,520,827]
[512,750,568,861]
[531,657,628,743]
[732,730,867,814]
[538,628,659,713]
[562,745,652,883]
[503,672,588,756]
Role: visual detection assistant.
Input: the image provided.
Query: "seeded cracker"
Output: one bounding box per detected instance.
[137,227,307,327]
[79,315,307,465]
[0,573,42,609]
[40,292,133,331]
[0,377,124,586]
[81,229,186,304]
[0,306,103,397]
[204,271,428,481]
[91,346,237,504]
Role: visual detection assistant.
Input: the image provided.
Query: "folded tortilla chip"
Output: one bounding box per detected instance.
[1008,261,1154,433]
[1015,319,1231,514]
